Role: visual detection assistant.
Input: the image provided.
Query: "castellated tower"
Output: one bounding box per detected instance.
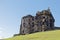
[20,8,55,35]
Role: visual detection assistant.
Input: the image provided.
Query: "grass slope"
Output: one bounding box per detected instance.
[5,30,60,40]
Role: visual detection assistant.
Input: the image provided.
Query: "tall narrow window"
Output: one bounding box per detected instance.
[32,22,34,27]
[23,30,24,33]
[23,23,25,27]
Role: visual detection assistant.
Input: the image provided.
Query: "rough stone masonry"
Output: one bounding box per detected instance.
[19,8,55,35]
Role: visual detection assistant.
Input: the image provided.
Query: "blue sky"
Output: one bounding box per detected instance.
[0,0,60,39]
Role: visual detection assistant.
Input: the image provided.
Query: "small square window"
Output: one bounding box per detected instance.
[32,18,34,20]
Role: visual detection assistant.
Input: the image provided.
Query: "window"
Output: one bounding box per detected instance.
[23,23,25,27]
[32,22,34,27]
[46,21,49,26]
[32,22,34,24]
[32,18,34,20]
[23,30,24,33]
[43,17,45,18]
[29,23,30,24]
[42,22,44,25]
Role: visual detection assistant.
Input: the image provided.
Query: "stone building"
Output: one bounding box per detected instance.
[19,8,55,35]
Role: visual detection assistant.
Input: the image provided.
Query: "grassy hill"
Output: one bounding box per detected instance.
[5,30,60,40]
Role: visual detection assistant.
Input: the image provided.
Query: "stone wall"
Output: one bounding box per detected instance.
[19,8,55,35]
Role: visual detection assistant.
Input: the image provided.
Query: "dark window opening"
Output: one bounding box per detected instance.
[32,22,34,27]
[23,30,24,33]
[32,22,34,24]
[29,23,30,25]
[23,23,25,27]
[50,19,52,22]
[43,16,45,18]
[42,22,44,25]
[46,21,49,26]
[32,18,34,20]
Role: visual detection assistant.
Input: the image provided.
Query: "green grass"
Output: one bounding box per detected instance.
[5,30,60,40]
